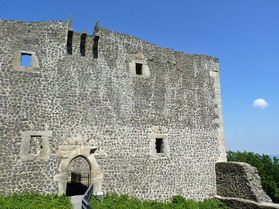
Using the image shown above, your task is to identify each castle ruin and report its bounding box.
[0,17,277,208]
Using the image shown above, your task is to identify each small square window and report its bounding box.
[149,134,168,157]
[21,54,32,67]
[155,138,164,153]
[135,63,143,75]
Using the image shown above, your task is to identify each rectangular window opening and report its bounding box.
[29,135,42,157]
[155,138,164,153]
[136,63,143,75]
[21,54,32,67]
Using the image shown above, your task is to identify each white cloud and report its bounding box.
[253,98,268,109]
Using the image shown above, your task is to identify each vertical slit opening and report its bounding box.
[93,36,99,58]
[136,63,143,75]
[80,32,87,56]
[67,30,73,55]
[155,138,164,153]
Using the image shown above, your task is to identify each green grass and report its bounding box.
[90,192,227,209]
[0,193,72,209]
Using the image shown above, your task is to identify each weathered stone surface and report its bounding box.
[215,196,279,209]
[216,162,272,203]
[0,19,225,200]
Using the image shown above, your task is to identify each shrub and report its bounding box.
[0,193,72,209]
[90,193,227,209]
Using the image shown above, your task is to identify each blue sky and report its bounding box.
[1,0,278,155]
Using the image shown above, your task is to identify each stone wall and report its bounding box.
[0,20,66,194]
[216,162,271,202]
[215,196,279,209]
[215,162,279,209]
[0,18,225,200]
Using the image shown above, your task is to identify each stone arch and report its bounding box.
[54,147,103,195]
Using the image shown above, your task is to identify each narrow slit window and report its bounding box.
[21,54,32,67]
[155,138,164,153]
[135,63,143,75]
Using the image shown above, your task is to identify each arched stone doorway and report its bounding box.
[66,156,91,196]
[54,147,103,196]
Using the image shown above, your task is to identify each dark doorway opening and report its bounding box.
[66,156,91,196]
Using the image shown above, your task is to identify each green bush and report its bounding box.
[227,150,279,203]
[90,192,227,209]
[0,193,72,209]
